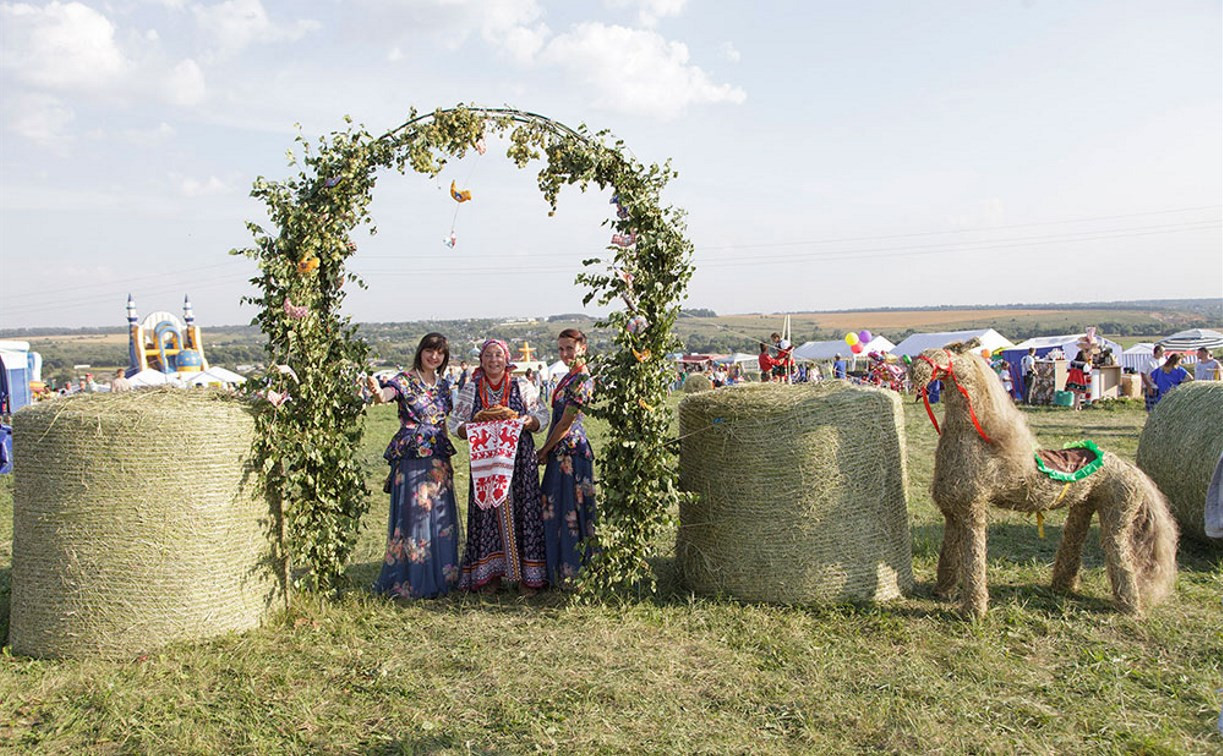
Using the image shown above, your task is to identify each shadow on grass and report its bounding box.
[339,516,1216,622]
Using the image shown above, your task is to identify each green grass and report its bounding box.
[2,397,1220,753]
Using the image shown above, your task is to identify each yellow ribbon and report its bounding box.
[1035,483,1072,540]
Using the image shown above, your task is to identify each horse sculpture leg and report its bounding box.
[934,512,962,599]
[1051,499,1095,595]
[1096,498,1142,615]
[958,505,991,618]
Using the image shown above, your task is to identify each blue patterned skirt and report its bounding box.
[541,449,597,587]
[374,456,460,599]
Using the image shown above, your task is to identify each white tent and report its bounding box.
[547,360,569,379]
[793,335,895,361]
[1157,328,1223,351]
[186,367,248,387]
[128,368,184,387]
[715,352,759,365]
[891,329,1014,357]
[1120,343,1156,372]
[1007,333,1123,363]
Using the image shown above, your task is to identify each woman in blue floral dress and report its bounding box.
[366,333,460,599]
[536,328,597,587]
[449,339,551,595]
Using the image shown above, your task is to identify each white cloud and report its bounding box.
[539,23,745,120]
[478,0,549,63]
[605,0,687,27]
[177,174,229,196]
[718,41,740,63]
[164,58,206,106]
[192,0,319,60]
[0,2,129,89]
[387,46,404,62]
[4,92,75,147]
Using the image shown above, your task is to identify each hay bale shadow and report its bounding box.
[0,565,10,645]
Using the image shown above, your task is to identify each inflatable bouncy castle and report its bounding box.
[126,294,209,376]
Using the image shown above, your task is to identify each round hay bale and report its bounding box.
[682,373,712,393]
[1136,381,1223,549]
[10,389,282,658]
[677,382,913,604]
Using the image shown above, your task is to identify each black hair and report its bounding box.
[557,328,587,345]
[413,332,450,373]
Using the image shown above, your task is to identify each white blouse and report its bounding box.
[447,376,550,436]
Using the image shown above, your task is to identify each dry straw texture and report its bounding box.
[677,382,913,604]
[10,388,282,658]
[1137,381,1223,548]
[682,372,712,393]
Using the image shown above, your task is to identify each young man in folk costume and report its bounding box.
[536,328,599,587]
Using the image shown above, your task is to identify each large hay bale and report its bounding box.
[1137,381,1223,549]
[682,372,712,393]
[677,382,913,604]
[10,389,281,658]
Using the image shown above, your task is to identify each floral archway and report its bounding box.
[235,106,694,596]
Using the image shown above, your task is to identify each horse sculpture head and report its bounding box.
[907,339,1030,449]
[906,339,986,392]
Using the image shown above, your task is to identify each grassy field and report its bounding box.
[1,395,1221,753]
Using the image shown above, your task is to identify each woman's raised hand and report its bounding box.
[364,375,383,403]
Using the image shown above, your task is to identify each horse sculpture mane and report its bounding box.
[934,341,1032,453]
[908,339,1178,618]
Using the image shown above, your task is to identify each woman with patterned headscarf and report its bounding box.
[448,338,551,595]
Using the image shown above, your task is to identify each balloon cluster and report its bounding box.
[843,329,872,355]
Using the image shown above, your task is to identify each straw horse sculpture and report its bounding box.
[908,342,1178,618]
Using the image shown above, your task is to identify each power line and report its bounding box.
[353,203,1222,260]
[695,203,1222,250]
[0,260,254,303]
[346,220,1221,275]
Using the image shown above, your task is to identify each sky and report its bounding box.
[0,0,1220,329]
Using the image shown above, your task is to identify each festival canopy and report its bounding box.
[128,368,185,388]
[1157,328,1223,351]
[793,336,896,361]
[715,352,759,365]
[186,367,248,387]
[1120,343,1157,372]
[891,329,1013,357]
[547,360,568,379]
[1006,333,1123,363]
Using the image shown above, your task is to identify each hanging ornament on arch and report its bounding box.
[450,180,472,203]
[610,232,637,248]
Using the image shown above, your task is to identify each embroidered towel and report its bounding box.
[467,416,526,510]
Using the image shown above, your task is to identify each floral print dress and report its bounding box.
[373,372,460,599]
[540,370,597,586]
